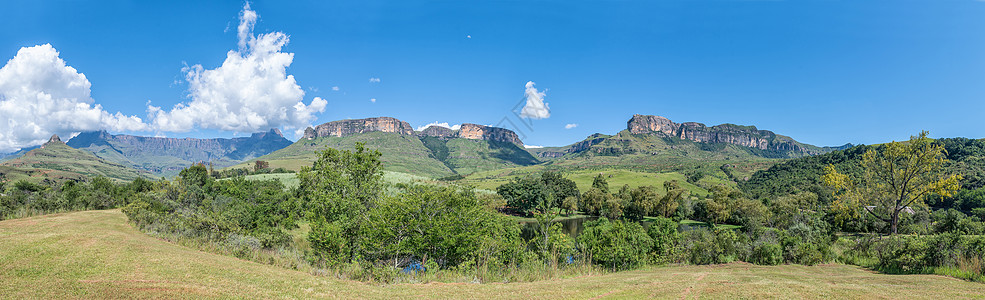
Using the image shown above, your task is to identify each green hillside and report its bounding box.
[459,130,787,193]
[423,136,540,174]
[0,136,153,183]
[233,132,541,178]
[3,209,983,299]
[233,132,456,178]
[741,137,985,202]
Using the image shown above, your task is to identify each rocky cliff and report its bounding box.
[302,117,414,139]
[627,114,821,155]
[418,123,524,147]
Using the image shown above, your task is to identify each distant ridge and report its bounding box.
[531,114,850,159]
[67,129,292,176]
[1,134,153,182]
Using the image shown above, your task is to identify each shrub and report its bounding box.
[750,243,783,265]
[646,217,681,263]
[578,218,653,270]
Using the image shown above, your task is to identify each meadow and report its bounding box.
[2,209,983,299]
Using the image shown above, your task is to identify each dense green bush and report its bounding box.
[123,165,297,252]
[1,177,149,220]
[646,216,681,262]
[578,218,653,270]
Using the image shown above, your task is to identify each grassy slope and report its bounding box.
[2,210,983,299]
[458,130,787,194]
[240,171,429,189]
[233,133,542,179]
[441,138,540,174]
[460,167,724,196]
[0,142,153,183]
[231,132,455,178]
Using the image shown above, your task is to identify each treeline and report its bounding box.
[743,138,985,215]
[0,176,153,220]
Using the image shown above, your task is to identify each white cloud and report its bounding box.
[565,123,578,129]
[415,122,461,131]
[147,3,326,135]
[370,98,376,103]
[331,86,340,91]
[520,81,550,119]
[524,145,544,149]
[0,44,148,152]
[369,77,381,83]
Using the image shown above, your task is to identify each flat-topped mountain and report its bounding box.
[302,117,525,147]
[627,114,839,156]
[419,123,524,147]
[67,129,292,176]
[302,117,414,139]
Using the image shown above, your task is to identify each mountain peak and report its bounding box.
[45,134,63,145]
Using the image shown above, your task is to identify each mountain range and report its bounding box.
[1,135,154,182]
[0,114,849,182]
[66,129,292,176]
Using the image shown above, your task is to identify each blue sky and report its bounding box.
[1,1,984,152]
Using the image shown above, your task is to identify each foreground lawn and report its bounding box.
[1,210,983,299]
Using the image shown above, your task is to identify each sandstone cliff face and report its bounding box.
[303,117,414,139]
[627,114,819,155]
[418,123,524,146]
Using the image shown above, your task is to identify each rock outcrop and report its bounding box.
[627,114,820,155]
[302,117,414,139]
[45,134,63,145]
[418,123,524,147]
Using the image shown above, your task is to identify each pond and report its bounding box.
[520,216,599,240]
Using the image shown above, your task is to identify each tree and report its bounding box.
[591,173,610,193]
[298,143,383,262]
[541,171,579,210]
[626,186,659,221]
[496,176,548,215]
[657,180,686,218]
[706,185,739,225]
[823,131,962,234]
[179,163,211,188]
[581,187,609,216]
[254,160,269,172]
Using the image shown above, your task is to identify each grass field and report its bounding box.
[239,171,430,189]
[458,167,727,196]
[2,210,983,299]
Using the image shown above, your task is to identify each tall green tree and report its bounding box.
[298,143,384,262]
[657,180,686,218]
[823,131,962,234]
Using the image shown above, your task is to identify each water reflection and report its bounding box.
[520,216,598,240]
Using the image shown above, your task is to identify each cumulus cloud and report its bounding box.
[520,81,550,119]
[331,86,340,91]
[369,77,381,83]
[370,98,376,103]
[0,44,148,152]
[415,122,462,131]
[565,123,578,129]
[147,3,327,134]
